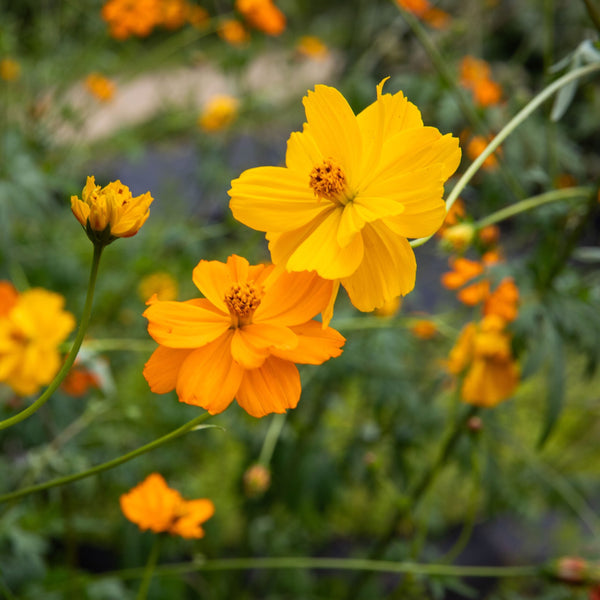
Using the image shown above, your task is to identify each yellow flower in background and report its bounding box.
[218,19,250,45]
[236,0,286,36]
[71,176,153,245]
[0,58,20,82]
[229,80,461,321]
[138,272,179,302]
[373,296,402,318]
[447,315,519,407]
[120,473,214,538]
[143,254,345,418]
[198,95,239,132]
[296,36,329,60]
[85,73,116,102]
[0,287,75,396]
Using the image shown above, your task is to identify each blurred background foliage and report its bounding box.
[1,0,600,598]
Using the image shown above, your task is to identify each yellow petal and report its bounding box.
[144,345,192,394]
[341,221,416,312]
[236,356,301,417]
[285,130,323,174]
[269,208,364,279]
[231,323,297,369]
[270,320,345,364]
[176,332,244,414]
[321,280,340,328]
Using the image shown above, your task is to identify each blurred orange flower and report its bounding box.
[102,0,162,39]
[484,277,519,322]
[0,58,20,81]
[437,198,466,238]
[441,257,489,305]
[198,95,239,132]
[62,367,99,397]
[160,0,188,29]
[143,255,345,418]
[460,56,502,107]
[236,0,286,35]
[0,287,75,396]
[478,224,500,247]
[447,315,518,407]
[395,0,450,28]
[297,36,329,60]
[466,135,500,171]
[411,319,437,339]
[138,272,179,302]
[85,73,115,102]
[120,473,214,538]
[218,19,250,45]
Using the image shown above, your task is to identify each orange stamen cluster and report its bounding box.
[225,282,263,322]
[309,158,347,202]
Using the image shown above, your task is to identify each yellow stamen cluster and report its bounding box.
[224,282,263,323]
[309,158,347,202]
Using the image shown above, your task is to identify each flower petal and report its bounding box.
[231,323,298,369]
[268,208,364,279]
[176,332,243,414]
[236,356,301,417]
[341,221,416,312]
[144,300,230,348]
[271,320,345,364]
[143,345,192,394]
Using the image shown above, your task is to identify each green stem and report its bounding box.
[136,536,161,600]
[257,413,286,466]
[0,412,212,504]
[475,187,594,229]
[410,62,600,248]
[0,243,104,431]
[582,0,600,32]
[81,338,157,353]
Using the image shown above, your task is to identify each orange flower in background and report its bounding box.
[236,0,286,35]
[229,80,461,319]
[143,255,345,418]
[186,4,209,28]
[437,197,466,237]
[160,0,188,29]
[0,58,20,81]
[441,257,489,305]
[198,95,239,132]
[85,73,115,102]
[218,19,250,45]
[0,287,75,396]
[297,36,329,60]
[71,176,153,245]
[484,277,519,322]
[120,473,214,538]
[460,56,502,107]
[395,0,450,29]
[138,272,179,302]
[62,366,99,397]
[374,296,402,318]
[466,135,500,171]
[478,224,500,247]
[447,315,519,407]
[101,0,162,39]
[411,319,437,339]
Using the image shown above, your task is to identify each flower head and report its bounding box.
[143,255,345,418]
[218,19,250,45]
[236,0,285,35]
[447,315,518,407]
[460,56,502,107]
[411,319,437,339]
[396,0,450,29]
[198,95,239,132]
[120,473,214,538]
[0,286,75,396]
[229,80,461,320]
[71,176,153,245]
[85,73,115,102]
[102,0,162,39]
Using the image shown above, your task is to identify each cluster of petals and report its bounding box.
[143,255,345,418]
[447,315,519,407]
[235,0,286,36]
[71,176,153,245]
[460,56,502,108]
[0,282,75,396]
[229,80,461,320]
[120,473,214,538]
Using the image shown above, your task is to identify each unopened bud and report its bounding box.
[243,463,271,498]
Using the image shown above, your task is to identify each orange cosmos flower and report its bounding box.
[460,56,502,107]
[236,0,285,35]
[411,319,437,339]
[143,255,345,418]
[466,135,500,171]
[229,80,461,320]
[120,473,214,538]
[101,0,162,39]
[478,224,500,247]
[218,18,250,45]
[71,176,153,245]
[396,0,450,29]
[85,73,115,102]
[62,366,100,397]
[447,315,519,407]
[484,277,519,322]
[441,257,489,305]
[159,0,188,29]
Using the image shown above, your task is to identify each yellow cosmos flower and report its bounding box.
[447,315,519,407]
[143,254,345,418]
[198,95,239,132]
[0,288,75,396]
[0,58,21,81]
[71,176,153,245]
[229,80,461,321]
[120,473,214,538]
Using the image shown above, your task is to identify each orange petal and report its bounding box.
[236,356,301,417]
[270,320,345,364]
[143,345,192,394]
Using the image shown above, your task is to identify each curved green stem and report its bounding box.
[136,536,161,600]
[0,243,104,431]
[410,62,600,249]
[257,413,286,466]
[475,186,594,229]
[0,412,212,504]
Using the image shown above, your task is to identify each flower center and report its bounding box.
[309,158,348,203]
[224,281,263,326]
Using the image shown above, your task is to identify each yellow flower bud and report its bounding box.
[440,223,475,252]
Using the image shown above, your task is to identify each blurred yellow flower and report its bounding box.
[236,0,286,36]
[0,58,20,81]
[440,222,475,252]
[296,36,329,60]
[447,315,518,407]
[138,272,178,302]
[120,473,214,538]
[229,80,461,321]
[85,73,116,102]
[373,296,402,318]
[0,287,75,396]
[218,19,250,45]
[71,176,153,245]
[198,95,239,132]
